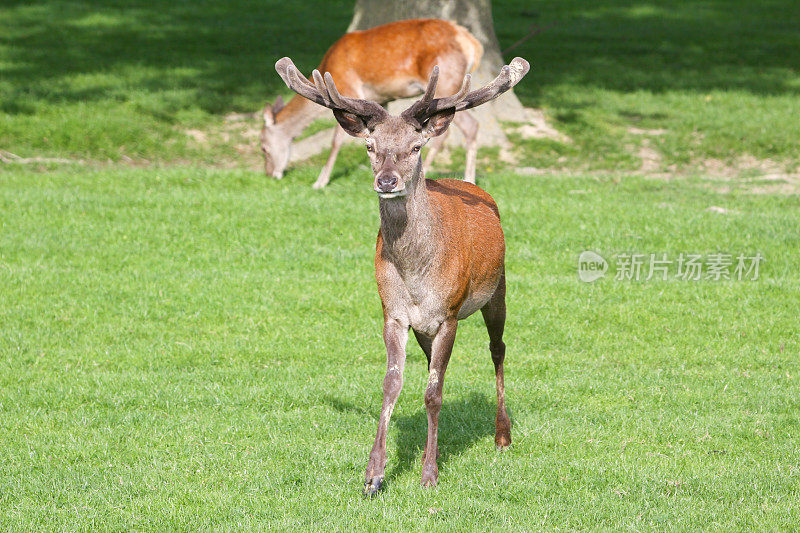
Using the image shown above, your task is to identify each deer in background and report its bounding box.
[262,19,484,188]
[275,54,530,496]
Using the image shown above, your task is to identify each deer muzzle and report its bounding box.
[374,171,405,197]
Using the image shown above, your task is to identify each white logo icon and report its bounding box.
[578,251,607,282]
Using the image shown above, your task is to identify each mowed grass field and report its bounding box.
[2,0,800,530]
[2,167,800,529]
[2,0,799,171]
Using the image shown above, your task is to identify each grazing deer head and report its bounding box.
[260,96,290,178]
[275,56,529,195]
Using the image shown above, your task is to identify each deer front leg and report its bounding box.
[313,125,345,189]
[421,318,457,488]
[363,319,408,497]
[453,111,479,184]
[422,126,450,174]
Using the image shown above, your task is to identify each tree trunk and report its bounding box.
[347,0,527,148]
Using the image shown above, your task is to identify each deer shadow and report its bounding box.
[323,391,502,483]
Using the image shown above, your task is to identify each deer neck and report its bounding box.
[378,160,440,270]
[274,94,327,139]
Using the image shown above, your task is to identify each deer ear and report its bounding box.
[332,109,369,138]
[263,105,275,126]
[272,95,285,114]
[421,108,455,138]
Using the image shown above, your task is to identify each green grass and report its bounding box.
[1,0,799,529]
[1,0,799,170]
[503,0,800,171]
[0,0,355,163]
[1,165,799,529]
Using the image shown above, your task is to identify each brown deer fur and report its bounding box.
[261,19,483,187]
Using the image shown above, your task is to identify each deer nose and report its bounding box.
[375,172,399,193]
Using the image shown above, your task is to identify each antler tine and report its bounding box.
[420,66,440,106]
[311,69,333,106]
[323,71,347,108]
[321,71,388,123]
[401,57,530,127]
[287,68,328,108]
[275,57,329,108]
[287,68,317,94]
[275,58,310,92]
[275,57,388,123]
[455,57,530,112]
[398,66,439,126]
[429,74,471,113]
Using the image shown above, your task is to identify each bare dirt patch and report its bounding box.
[622,143,799,195]
[509,108,571,143]
[699,155,800,195]
[184,129,209,145]
[638,142,663,173]
[183,115,264,169]
[0,150,84,165]
[628,127,667,136]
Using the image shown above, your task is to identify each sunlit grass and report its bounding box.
[1,0,798,169]
[1,165,798,529]
[1,0,798,529]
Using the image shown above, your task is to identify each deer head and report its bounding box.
[260,95,289,178]
[275,57,529,196]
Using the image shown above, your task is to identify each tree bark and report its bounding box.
[347,0,527,147]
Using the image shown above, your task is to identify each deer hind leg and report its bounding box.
[413,329,440,464]
[421,318,457,488]
[453,110,479,184]
[422,127,450,175]
[480,272,511,450]
[364,319,408,497]
[312,125,345,189]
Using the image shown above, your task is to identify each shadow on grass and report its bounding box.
[2,0,798,116]
[324,391,500,484]
[0,0,354,113]
[390,391,499,483]
[505,0,800,101]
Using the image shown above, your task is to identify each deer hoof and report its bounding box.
[363,476,384,498]
[420,469,438,488]
[495,431,511,451]
[420,477,438,489]
[312,179,328,189]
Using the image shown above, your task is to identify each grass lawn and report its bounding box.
[1,0,799,172]
[1,165,799,530]
[1,0,800,530]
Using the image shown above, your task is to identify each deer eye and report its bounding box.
[412,144,422,152]
[366,144,374,152]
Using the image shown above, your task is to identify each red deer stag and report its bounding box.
[262,19,483,188]
[275,54,529,496]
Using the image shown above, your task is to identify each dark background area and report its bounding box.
[2,0,798,114]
